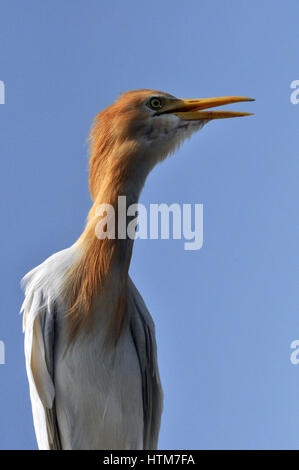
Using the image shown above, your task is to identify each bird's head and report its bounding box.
[89,89,254,200]
[67,90,254,343]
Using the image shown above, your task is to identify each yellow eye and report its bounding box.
[149,97,163,110]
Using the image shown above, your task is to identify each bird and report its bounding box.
[21,89,254,450]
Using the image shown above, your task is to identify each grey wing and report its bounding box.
[22,289,61,450]
[128,277,163,450]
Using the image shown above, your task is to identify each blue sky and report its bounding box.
[0,0,298,449]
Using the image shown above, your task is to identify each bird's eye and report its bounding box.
[148,97,163,110]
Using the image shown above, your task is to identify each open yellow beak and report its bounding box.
[159,96,255,120]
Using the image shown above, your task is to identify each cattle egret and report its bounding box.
[21,89,254,449]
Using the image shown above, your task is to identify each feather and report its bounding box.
[128,278,163,449]
[22,248,163,449]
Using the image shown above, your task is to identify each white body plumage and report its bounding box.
[22,245,162,449]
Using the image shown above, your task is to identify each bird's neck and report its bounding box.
[81,146,149,269]
[65,142,151,344]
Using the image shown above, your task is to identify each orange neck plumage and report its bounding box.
[64,110,141,345]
